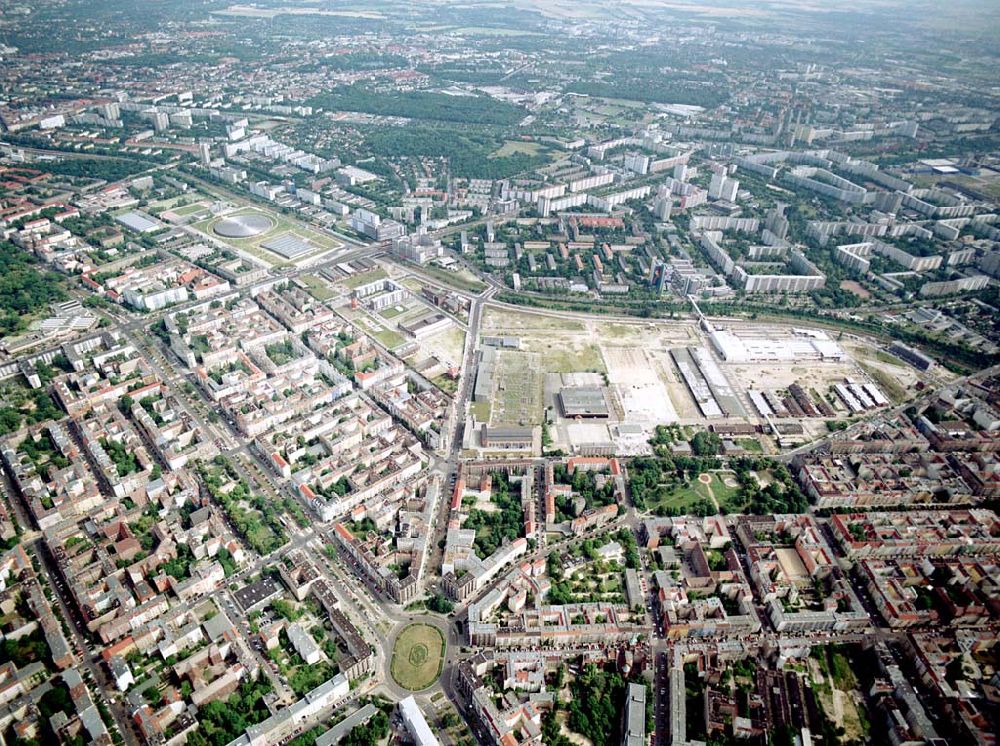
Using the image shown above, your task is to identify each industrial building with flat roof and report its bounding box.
[708,327,847,363]
[558,386,610,418]
[261,232,315,259]
[889,341,936,371]
[115,210,162,233]
[398,312,452,340]
[481,424,535,450]
[474,346,497,404]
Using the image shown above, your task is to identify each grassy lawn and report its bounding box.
[391,306,430,326]
[646,483,707,513]
[344,267,388,289]
[708,472,741,505]
[470,400,491,422]
[299,274,335,301]
[373,328,405,349]
[380,305,406,319]
[689,477,714,502]
[390,624,445,691]
[171,201,209,217]
[735,438,763,453]
[417,263,486,294]
[491,140,544,157]
[827,646,858,690]
[644,472,740,513]
[566,568,625,602]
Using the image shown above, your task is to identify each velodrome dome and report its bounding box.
[213,213,274,238]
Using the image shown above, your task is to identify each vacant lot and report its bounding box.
[421,326,466,368]
[391,623,445,691]
[373,328,406,350]
[482,306,699,439]
[482,306,584,333]
[529,339,605,374]
[810,646,869,744]
[604,346,677,424]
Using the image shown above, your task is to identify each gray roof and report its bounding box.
[203,609,235,641]
[484,425,533,440]
[79,704,110,741]
[624,682,646,746]
[316,703,378,746]
[115,211,161,233]
[108,655,131,678]
[189,506,211,525]
[559,386,609,417]
[232,577,282,612]
[287,622,321,661]
[261,232,314,259]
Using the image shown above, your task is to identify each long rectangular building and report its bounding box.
[399,696,439,746]
[670,348,722,418]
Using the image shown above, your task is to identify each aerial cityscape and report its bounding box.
[0,0,998,745]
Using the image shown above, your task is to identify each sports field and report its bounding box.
[390,623,445,691]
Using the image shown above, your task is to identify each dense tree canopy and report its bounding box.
[184,676,273,746]
[363,125,549,179]
[0,241,68,337]
[28,156,149,182]
[309,86,527,126]
[567,80,728,107]
[464,471,524,557]
[341,711,389,746]
[568,664,628,744]
[689,431,723,457]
